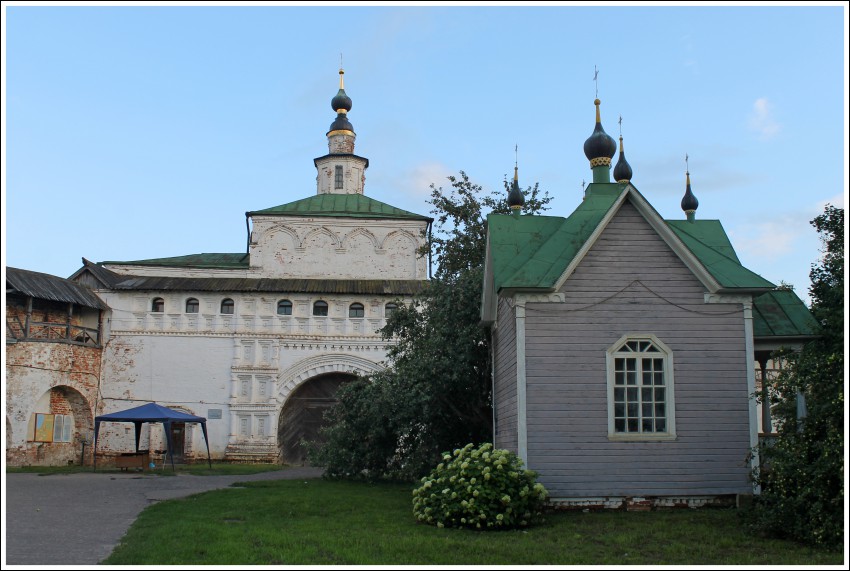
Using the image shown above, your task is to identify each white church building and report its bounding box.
[70,69,432,464]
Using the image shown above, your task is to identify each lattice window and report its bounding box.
[607,336,676,439]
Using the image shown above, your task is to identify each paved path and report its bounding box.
[4,466,324,566]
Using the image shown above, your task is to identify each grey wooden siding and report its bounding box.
[493,297,518,453]
[524,199,751,498]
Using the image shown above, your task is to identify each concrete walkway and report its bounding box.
[4,466,324,566]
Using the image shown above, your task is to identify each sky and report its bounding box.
[3,2,848,305]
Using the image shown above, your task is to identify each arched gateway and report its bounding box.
[277,372,357,465]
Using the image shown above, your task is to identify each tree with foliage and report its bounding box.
[310,171,552,480]
[751,205,844,549]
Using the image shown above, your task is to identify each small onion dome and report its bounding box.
[613,136,633,183]
[331,68,352,113]
[328,112,354,134]
[508,166,524,210]
[681,171,699,215]
[583,99,617,167]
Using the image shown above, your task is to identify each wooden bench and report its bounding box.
[115,451,150,471]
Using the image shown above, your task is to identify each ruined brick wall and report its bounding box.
[5,340,102,466]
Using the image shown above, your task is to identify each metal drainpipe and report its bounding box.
[245,213,251,254]
[490,326,496,446]
[93,308,114,468]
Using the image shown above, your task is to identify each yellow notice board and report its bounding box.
[34,413,55,442]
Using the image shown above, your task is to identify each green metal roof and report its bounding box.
[488,183,623,291]
[666,220,775,290]
[100,253,250,269]
[753,289,820,338]
[487,183,775,293]
[248,193,432,221]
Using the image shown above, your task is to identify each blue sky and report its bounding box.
[3,3,848,304]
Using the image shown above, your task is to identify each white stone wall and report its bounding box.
[95,289,402,459]
[249,216,428,280]
[315,153,365,195]
[101,291,406,336]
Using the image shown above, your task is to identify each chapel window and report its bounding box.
[607,336,676,440]
[151,298,165,313]
[186,298,199,313]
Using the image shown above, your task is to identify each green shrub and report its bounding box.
[412,443,548,530]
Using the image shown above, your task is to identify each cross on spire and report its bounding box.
[618,115,622,137]
[593,65,599,98]
[685,153,690,174]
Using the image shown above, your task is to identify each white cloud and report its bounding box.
[748,98,780,140]
[403,161,455,200]
[367,160,454,217]
[730,220,801,262]
[815,192,845,211]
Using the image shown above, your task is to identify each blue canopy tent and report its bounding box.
[93,403,212,471]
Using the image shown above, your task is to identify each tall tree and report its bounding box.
[751,205,844,549]
[310,171,551,480]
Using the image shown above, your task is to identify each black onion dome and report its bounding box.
[583,99,617,162]
[331,89,352,113]
[613,137,633,183]
[329,112,354,133]
[681,172,699,213]
[507,167,524,209]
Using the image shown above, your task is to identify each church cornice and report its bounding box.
[108,330,392,345]
[313,153,370,168]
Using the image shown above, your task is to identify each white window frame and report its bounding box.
[606,333,676,441]
[53,414,73,442]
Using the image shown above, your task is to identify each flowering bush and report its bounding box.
[411,443,548,530]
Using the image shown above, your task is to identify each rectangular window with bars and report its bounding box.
[335,165,343,189]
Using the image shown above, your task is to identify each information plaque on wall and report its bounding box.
[207,409,222,419]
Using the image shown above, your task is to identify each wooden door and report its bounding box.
[278,373,353,465]
[169,422,185,463]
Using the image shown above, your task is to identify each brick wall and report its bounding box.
[5,334,103,466]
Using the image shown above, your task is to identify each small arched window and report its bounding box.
[277,299,293,316]
[186,298,199,313]
[385,302,398,317]
[151,298,165,312]
[349,303,365,318]
[221,299,235,315]
[313,300,328,317]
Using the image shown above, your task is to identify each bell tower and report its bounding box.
[314,68,369,195]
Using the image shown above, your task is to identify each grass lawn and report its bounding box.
[103,479,843,565]
[5,462,284,477]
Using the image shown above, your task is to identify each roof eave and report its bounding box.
[716,286,776,295]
